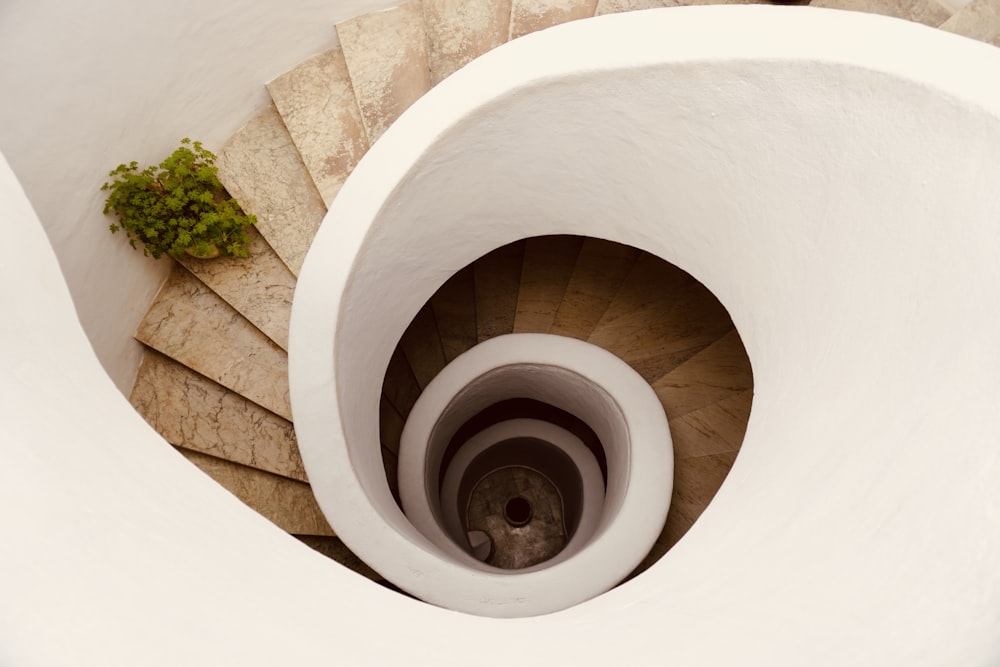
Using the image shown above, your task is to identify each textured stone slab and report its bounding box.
[595,0,667,14]
[131,351,305,482]
[399,302,447,389]
[380,395,406,455]
[177,227,295,350]
[179,449,333,536]
[475,241,524,343]
[268,47,370,206]
[136,266,292,420]
[668,389,753,460]
[809,0,952,27]
[423,0,513,84]
[550,238,638,341]
[338,2,432,143]
[509,0,598,39]
[586,252,692,357]
[382,346,423,419]
[431,266,478,362]
[295,536,384,581]
[216,104,327,276]
[652,328,753,420]
[513,235,582,334]
[939,0,1000,44]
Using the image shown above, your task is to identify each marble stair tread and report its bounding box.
[513,235,583,334]
[382,346,424,420]
[430,265,479,362]
[619,276,736,383]
[668,389,753,460]
[131,351,305,482]
[586,252,694,358]
[382,445,402,505]
[423,0,513,85]
[267,47,370,207]
[939,0,1000,45]
[177,227,295,350]
[380,395,406,455]
[549,238,639,341]
[652,328,753,420]
[594,0,668,14]
[399,302,447,389]
[178,448,334,537]
[215,104,327,276]
[475,241,525,343]
[295,536,384,582]
[809,0,953,26]
[509,0,599,39]
[338,2,432,143]
[135,266,292,420]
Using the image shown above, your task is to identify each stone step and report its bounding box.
[178,448,333,536]
[550,238,639,340]
[177,227,295,351]
[939,0,1000,44]
[295,536,385,582]
[267,47,370,207]
[135,266,291,420]
[131,351,306,482]
[513,235,583,334]
[423,0,513,85]
[594,0,668,15]
[338,2,432,143]
[474,241,525,343]
[382,345,423,421]
[399,302,448,389]
[430,265,478,362]
[509,0,598,39]
[215,104,327,276]
[809,0,953,27]
[668,388,754,460]
[652,329,753,420]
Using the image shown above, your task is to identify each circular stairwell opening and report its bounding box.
[376,235,754,598]
[504,496,532,527]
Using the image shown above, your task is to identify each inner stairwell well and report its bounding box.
[126,0,1000,590]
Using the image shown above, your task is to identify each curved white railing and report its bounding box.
[2,6,1000,665]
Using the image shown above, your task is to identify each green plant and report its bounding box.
[102,138,256,259]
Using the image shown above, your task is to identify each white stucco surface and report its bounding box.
[2,6,1000,666]
[0,0,401,391]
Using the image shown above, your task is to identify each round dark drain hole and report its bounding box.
[504,496,533,527]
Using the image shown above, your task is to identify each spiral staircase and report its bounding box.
[126,0,998,594]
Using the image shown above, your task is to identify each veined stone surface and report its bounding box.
[509,0,599,39]
[423,0,513,84]
[382,346,423,419]
[177,227,295,350]
[135,266,291,420]
[430,266,478,362]
[939,0,1000,44]
[178,449,333,536]
[595,0,667,14]
[513,236,582,334]
[809,0,953,26]
[268,47,370,207]
[338,2,432,143]
[653,329,753,419]
[399,303,446,389]
[668,389,754,459]
[131,351,305,482]
[215,104,327,276]
[474,242,524,343]
[549,239,638,340]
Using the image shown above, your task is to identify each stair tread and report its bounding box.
[178,448,333,536]
[475,241,525,343]
[513,236,583,334]
[380,396,406,455]
[295,536,384,581]
[268,47,370,207]
[939,0,1000,44]
[431,265,479,362]
[550,238,638,340]
[131,351,306,482]
[382,346,423,419]
[509,0,598,39]
[338,2,432,143]
[136,266,292,420]
[594,0,668,15]
[400,302,447,388]
[215,104,327,276]
[177,227,294,350]
[809,0,953,26]
[423,0,513,85]
[652,329,753,420]
[668,389,753,460]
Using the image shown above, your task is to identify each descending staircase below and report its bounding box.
[127,0,1000,591]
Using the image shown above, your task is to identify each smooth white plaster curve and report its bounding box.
[437,418,605,568]
[1,6,999,666]
[396,334,667,610]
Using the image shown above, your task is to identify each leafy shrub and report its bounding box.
[102,138,256,259]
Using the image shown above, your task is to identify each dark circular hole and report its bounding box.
[504,496,533,527]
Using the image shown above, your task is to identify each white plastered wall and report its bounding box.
[0,0,401,391]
